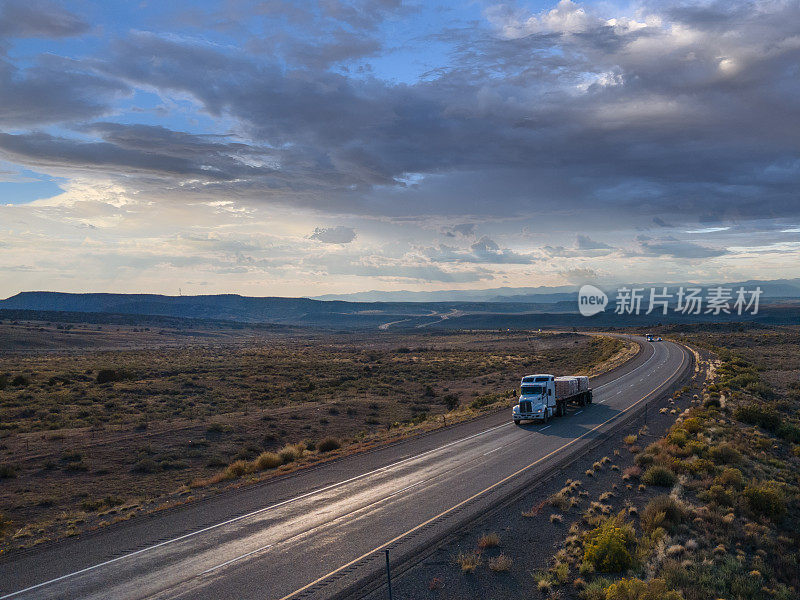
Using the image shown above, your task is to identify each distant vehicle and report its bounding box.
[656,336,662,341]
[513,374,592,424]
[645,333,653,341]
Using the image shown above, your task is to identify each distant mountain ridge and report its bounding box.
[311,278,800,303]
[2,282,799,329]
[0,291,571,327]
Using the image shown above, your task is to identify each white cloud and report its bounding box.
[309,226,357,244]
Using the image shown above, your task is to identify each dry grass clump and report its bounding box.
[522,500,546,518]
[223,460,251,479]
[550,481,582,512]
[278,443,305,463]
[477,532,500,549]
[254,452,282,470]
[317,437,341,452]
[455,551,482,573]
[488,554,513,572]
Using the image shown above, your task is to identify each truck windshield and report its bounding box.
[521,385,544,395]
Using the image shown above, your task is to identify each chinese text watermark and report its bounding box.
[578,286,762,317]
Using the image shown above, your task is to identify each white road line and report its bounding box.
[278,343,690,600]
[0,340,677,600]
[540,425,551,430]
[574,410,583,415]
[483,447,502,456]
[200,544,274,575]
[0,421,512,599]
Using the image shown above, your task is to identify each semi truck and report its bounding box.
[512,374,592,424]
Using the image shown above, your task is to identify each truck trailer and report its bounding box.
[512,374,592,424]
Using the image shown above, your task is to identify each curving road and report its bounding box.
[0,336,690,600]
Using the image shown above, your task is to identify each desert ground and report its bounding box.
[0,317,630,553]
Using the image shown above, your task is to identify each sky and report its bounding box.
[1,0,799,298]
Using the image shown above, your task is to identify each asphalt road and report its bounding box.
[0,336,690,600]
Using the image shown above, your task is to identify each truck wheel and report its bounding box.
[588,392,593,404]
[542,410,549,424]
[579,393,586,407]
[557,402,565,417]
[514,419,521,426]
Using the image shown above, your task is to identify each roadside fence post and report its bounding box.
[385,549,393,600]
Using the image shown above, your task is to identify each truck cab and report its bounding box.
[513,374,555,424]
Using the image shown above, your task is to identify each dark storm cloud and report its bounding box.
[0,126,279,180]
[0,0,89,39]
[0,55,129,127]
[3,0,800,229]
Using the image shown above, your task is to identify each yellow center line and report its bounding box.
[277,343,688,600]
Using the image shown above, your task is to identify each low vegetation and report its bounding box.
[528,324,800,600]
[0,320,631,552]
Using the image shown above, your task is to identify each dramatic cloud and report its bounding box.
[0,0,89,39]
[1,0,800,296]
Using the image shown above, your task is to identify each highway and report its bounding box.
[0,337,690,600]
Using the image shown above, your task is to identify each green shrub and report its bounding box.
[11,374,30,386]
[668,429,688,448]
[470,393,499,409]
[700,484,733,506]
[206,422,232,434]
[685,440,706,456]
[583,517,636,573]
[777,422,800,443]
[734,404,781,432]
[709,443,742,464]
[95,369,132,384]
[579,577,614,600]
[685,458,715,475]
[744,483,785,519]
[318,437,341,452]
[641,494,685,535]
[682,417,702,434]
[131,458,159,473]
[641,465,676,487]
[442,394,460,410]
[717,467,744,488]
[0,511,11,535]
[604,577,682,600]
